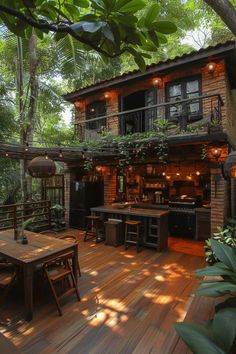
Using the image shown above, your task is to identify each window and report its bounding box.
[166,76,202,121]
[86,100,106,131]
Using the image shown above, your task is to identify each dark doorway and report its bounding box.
[120,90,146,134]
[120,88,157,134]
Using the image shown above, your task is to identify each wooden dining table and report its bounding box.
[0,229,78,321]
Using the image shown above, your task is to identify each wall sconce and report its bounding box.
[153,77,162,88]
[207,61,216,74]
[96,165,102,173]
[104,92,110,100]
[222,151,236,179]
[74,101,80,109]
[211,147,222,161]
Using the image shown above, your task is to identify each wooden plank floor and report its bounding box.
[0,230,206,354]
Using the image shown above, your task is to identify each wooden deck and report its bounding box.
[0,230,208,354]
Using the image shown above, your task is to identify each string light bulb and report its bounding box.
[196,171,200,176]
[59,149,63,158]
[5,151,9,157]
[45,151,48,160]
[25,142,29,152]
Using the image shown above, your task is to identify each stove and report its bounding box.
[168,197,197,238]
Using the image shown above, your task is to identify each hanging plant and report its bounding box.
[83,155,94,172]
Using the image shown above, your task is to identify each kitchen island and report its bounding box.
[91,205,169,251]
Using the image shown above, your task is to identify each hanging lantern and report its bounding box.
[27,156,56,178]
[223,151,236,179]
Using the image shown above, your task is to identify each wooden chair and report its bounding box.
[44,252,80,316]
[0,262,17,306]
[59,235,81,277]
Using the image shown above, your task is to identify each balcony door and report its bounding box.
[145,88,157,131]
[120,89,159,135]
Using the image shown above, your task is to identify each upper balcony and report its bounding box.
[75,93,224,142]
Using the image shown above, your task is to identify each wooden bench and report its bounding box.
[0,332,21,353]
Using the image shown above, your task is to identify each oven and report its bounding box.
[169,198,196,238]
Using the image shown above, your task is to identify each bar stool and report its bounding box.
[84,215,104,243]
[124,220,142,252]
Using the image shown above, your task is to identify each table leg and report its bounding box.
[23,265,34,321]
[72,244,78,284]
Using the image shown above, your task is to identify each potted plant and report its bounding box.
[50,204,66,231]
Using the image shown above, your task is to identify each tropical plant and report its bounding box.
[204,225,236,265]
[175,308,236,354]
[0,0,177,70]
[51,204,66,230]
[175,240,236,354]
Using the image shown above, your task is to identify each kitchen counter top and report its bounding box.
[131,203,169,210]
[91,205,169,218]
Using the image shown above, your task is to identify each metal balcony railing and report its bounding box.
[75,94,224,140]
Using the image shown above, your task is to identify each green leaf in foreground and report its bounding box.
[175,322,227,354]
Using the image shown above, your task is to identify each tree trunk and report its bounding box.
[203,0,236,36]
[25,31,39,199]
[16,37,27,202]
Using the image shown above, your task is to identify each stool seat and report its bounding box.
[125,219,142,253]
[125,220,141,226]
[84,215,105,243]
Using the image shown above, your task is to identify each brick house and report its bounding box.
[63,40,236,239]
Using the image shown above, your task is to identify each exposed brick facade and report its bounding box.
[210,167,227,234]
[103,168,117,205]
[69,56,236,235]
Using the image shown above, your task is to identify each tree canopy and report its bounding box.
[0,0,178,70]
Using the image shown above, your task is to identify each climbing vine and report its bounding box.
[79,118,176,172]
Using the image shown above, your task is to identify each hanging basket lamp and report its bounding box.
[27,156,56,178]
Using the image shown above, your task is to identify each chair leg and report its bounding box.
[45,271,63,316]
[67,261,80,301]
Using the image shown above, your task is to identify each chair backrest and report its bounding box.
[44,251,74,270]
[60,235,77,243]
[39,230,58,237]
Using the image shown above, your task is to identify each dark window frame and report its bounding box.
[165,75,202,122]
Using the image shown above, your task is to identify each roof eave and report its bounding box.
[63,41,236,102]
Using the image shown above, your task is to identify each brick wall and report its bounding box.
[103,168,117,205]
[210,167,227,233]
[224,70,236,144]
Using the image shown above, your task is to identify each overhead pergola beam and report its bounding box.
[0,131,228,163]
[0,143,116,162]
